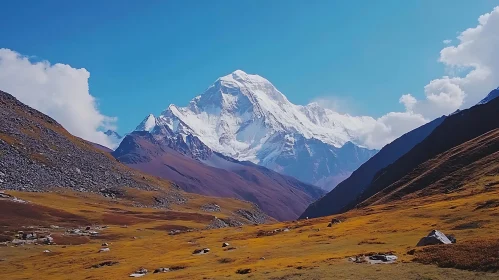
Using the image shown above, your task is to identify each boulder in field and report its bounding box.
[130,268,148,277]
[236,268,251,274]
[367,254,398,264]
[416,230,452,246]
[331,218,342,224]
[193,248,210,255]
[222,242,230,247]
[153,268,169,273]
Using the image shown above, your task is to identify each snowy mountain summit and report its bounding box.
[135,70,377,190]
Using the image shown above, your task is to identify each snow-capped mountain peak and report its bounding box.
[135,113,157,132]
[132,70,378,189]
[136,70,377,159]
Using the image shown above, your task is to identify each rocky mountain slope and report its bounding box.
[300,89,499,218]
[360,127,499,207]
[301,116,446,219]
[134,70,377,189]
[113,129,325,221]
[0,91,147,193]
[302,87,499,219]
[0,89,270,225]
[350,92,499,208]
[477,87,499,105]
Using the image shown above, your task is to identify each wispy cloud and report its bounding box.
[308,95,358,115]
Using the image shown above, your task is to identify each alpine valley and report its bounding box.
[3,3,499,279]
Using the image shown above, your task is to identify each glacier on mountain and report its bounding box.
[135,70,378,190]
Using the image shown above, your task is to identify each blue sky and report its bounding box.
[1,0,498,136]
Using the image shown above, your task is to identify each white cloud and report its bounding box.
[310,95,357,114]
[399,94,417,112]
[0,48,119,148]
[406,6,499,115]
[443,39,452,44]
[359,112,427,150]
[356,6,499,149]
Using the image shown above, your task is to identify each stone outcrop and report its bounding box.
[416,230,452,246]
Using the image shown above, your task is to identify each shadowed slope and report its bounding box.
[360,127,499,207]
[113,131,324,221]
[300,116,445,219]
[354,95,499,208]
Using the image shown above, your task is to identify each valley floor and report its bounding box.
[1,176,499,279]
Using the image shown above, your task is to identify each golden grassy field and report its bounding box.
[1,175,499,280]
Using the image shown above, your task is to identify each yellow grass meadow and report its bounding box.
[1,175,499,279]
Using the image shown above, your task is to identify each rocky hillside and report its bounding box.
[0,90,148,192]
[302,88,499,219]
[352,95,499,208]
[113,130,324,221]
[360,127,499,207]
[301,116,446,219]
[0,90,270,225]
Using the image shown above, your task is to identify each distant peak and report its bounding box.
[477,86,499,105]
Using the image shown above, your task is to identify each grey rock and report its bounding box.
[368,254,398,263]
[193,248,210,255]
[235,208,268,224]
[446,234,457,244]
[331,218,342,224]
[153,268,169,273]
[416,230,452,246]
[201,203,221,212]
[11,239,26,246]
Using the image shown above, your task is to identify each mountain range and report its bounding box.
[132,70,377,190]
[1,82,499,280]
